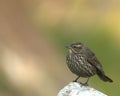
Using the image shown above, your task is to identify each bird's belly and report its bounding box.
[67,57,96,77]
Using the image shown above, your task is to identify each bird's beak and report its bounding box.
[66,45,71,49]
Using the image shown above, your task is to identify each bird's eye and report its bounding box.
[73,45,82,49]
[73,46,77,48]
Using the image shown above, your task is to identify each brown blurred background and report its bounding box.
[0,0,120,96]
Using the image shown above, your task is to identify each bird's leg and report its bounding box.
[73,76,80,82]
[81,78,89,86]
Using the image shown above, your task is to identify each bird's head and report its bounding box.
[66,42,84,53]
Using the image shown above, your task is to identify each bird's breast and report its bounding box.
[66,53,96,77]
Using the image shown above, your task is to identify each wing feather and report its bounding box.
[85,47,105,74]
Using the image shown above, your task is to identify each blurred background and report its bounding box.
[0,0,120,96]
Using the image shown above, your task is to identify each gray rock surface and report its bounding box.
[57,82,107,96]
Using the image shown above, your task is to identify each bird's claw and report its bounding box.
[80,82,89,86]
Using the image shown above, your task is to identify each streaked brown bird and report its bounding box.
[66,42,113,85]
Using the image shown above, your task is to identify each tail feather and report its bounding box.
[97,71,113,82]
[98,74,113,82]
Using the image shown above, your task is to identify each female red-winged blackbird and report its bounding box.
[66,42,113,84]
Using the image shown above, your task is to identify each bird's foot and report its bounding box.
[73,80,77,82]
[79,82,89,86]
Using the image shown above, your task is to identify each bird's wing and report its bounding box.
[85,47,105,74]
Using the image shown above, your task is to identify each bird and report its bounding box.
[66,42,113,85]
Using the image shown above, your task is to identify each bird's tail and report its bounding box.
[97,71,113,82]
